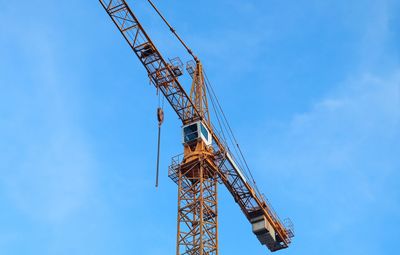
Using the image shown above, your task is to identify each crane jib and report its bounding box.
[99,0,200,124]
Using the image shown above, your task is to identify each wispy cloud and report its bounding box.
[256,68,400,254]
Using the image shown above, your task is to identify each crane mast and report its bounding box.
[99,0,294,254]
[177,60,218,254]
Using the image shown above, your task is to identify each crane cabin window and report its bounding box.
[183,121,212,145]
[183,123,198,143]
[200,122,209,141]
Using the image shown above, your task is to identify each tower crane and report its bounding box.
[99,1,294,254]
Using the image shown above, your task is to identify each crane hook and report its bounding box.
[157,107,164,125]
[155,107,164,188]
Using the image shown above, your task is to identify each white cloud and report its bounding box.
[263,69,400,184]
[290,71,400,139]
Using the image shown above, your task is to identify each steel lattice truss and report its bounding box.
[99,0,199,123]
[176,160,218,255]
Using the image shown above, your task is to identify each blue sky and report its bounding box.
[0,0,399,254]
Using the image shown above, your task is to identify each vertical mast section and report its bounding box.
[175,61,218,255]
[188,62,211,128]
[175,158,218,255]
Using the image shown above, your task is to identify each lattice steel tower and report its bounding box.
[174,61,218,255]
